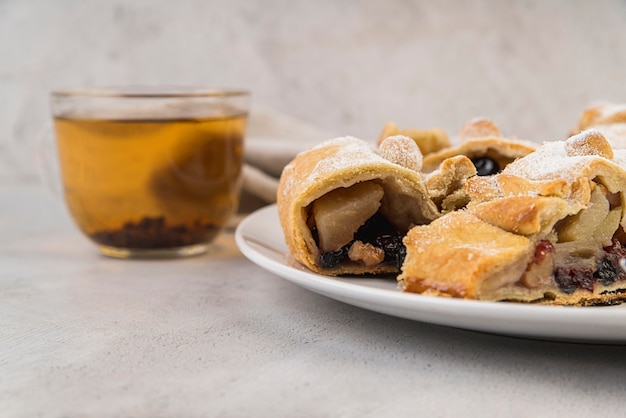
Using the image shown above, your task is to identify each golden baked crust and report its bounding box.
[377,122,451,156]
[587,124,626,149]
[277,136,440,276]
[503,130,626,206]
[459,117,501,139]
[400,129,626,305]
[570,102,626,148]
[400,211,535,300]
[422,118,537,173]
[571,102,626,132]
[467,196,574,236]
[424,155,475,213]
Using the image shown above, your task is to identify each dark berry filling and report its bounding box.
[471,157,500,176]
[318,247,348,269]
[317,212,406,270]
[551,239,626,294]
[604,239,626,275]
[374,233,406,270]
[594,258,617,286]
[555,266,594,293]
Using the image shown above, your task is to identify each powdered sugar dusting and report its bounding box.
[378,135,423,171]
[591,123,626,149]
[504,140,606,183]
[279,136,394,200]
[306,137,386,183]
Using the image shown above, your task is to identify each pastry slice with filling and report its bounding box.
[277,135,440,276]
[399,129,626,305]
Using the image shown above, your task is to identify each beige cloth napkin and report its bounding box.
[240,106,334,212]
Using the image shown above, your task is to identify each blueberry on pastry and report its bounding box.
[277,136,439,276]
[421,117,537,174]
[399,129,626,305]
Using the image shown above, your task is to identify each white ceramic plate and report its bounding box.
[235,205,626,344]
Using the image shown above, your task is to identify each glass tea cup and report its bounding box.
[49,86,249,258]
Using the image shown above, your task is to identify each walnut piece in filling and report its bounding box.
[348,241,385,267]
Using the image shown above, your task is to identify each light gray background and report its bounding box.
[2,0,626,183]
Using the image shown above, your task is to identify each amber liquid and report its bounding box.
[54,114,246,251]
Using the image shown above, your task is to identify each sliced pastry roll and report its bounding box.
[277,136,439,276]
[399,129,626,305]
[422,117,537,174]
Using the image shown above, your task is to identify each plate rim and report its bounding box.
[235,204,626,344]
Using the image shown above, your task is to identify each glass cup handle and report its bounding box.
[36,123,62,198]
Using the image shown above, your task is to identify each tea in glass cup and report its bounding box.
[50,87,249,258]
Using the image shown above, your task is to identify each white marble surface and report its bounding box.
[2,186,626,417]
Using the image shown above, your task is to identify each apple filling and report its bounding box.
[308,181,408,270]
[521,182,626,297]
